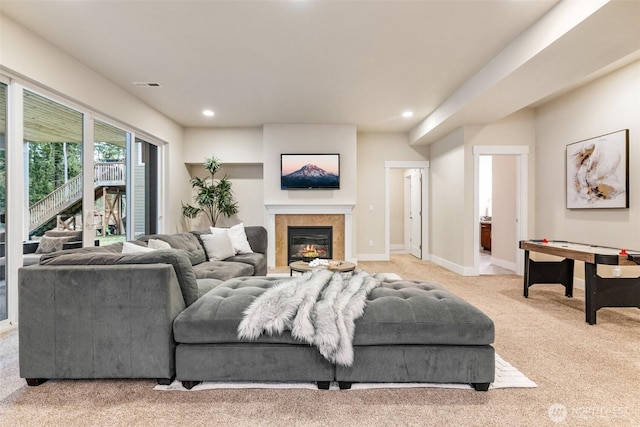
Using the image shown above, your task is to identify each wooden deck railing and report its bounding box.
[28,162,125,232]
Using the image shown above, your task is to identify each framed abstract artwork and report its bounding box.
[566,129,629,209]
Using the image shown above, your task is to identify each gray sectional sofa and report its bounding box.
[18,226,267,385]
[19,225,496,391]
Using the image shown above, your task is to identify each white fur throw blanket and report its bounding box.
[237,269,381,367]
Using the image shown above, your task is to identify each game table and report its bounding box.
[519,240,640,324]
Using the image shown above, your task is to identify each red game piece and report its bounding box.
[619,249,627,255]
[542,238,548,244]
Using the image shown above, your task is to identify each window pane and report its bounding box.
[133,138,158,237]
[24,91,83,239]
[94,120,126,244]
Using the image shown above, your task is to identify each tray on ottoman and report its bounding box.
[173,276,495,391]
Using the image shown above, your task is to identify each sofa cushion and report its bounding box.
[44,229,83,241]
[137,233,206,265]
[35,235,73,254]
[212,223,253,255]
[201,232,235,261]
[191,226,267,256]
[40,242,125,259]
[122,241,156,253]
[196,278,223,297]
[193,261,254,281]
[148,239,172,250]
[23,253,43,266]
[174,276,299,345]
[226,253,266,277]
[39,248,200,307]
[353,280,495,346]
[174,277,495,347]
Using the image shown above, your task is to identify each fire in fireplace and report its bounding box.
[287,226,333,263]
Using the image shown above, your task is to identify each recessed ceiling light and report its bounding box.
[402,111,414,118]
[202,110,215,117]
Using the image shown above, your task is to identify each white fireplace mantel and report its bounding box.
[265,204,355,268]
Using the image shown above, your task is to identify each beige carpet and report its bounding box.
[1,254,639,426]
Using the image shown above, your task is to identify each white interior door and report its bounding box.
[409,169,422,259]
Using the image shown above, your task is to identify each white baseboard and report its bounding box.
[490,256,516,272]
[429,254,475,276]
[390,244,406,252]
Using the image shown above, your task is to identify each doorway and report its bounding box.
[384,161,429,261]
[473,146,529,276]
[478,155,517,275]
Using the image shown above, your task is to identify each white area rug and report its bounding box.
[267,272,403,281]
[154,354,536,391]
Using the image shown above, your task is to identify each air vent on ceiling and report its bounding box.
[132,82,162,88]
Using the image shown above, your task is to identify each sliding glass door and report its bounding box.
[0,83,163,329]
[94,120,127,244]
[24,90,83,240]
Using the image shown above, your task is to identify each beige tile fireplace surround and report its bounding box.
[265,204,354,268]
[275,214,345,267]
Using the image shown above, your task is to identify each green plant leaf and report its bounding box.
[182,155,239,227]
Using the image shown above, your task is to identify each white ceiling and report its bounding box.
[1,0,639,143]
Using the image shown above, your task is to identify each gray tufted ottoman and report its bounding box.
[173,276,495,391]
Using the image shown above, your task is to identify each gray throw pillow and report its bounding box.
[35,236,72,254]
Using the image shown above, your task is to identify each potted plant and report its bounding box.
[182,156,239,227]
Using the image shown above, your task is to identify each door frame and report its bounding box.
[472,145,529,276]
[384,161,429,261]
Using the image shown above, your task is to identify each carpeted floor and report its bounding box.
[1,254,639,426]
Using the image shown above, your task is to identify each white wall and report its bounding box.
[535,60,640,249]
[183,127,263,164]
[389,169,404,247]
[428,110,535,274]
[184,163,265,229]
[263,124,357,206]
[182,127,265,228]
[429,128,466,268]
[465,109,536,268]
[356,132,428,257]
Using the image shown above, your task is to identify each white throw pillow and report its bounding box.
[225,223,254,255]
[122,241,156,254]
[201,231,236,260]
[148,238,172,250]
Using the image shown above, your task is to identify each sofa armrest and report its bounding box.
[245,226,267,255]
[18,264,186,382]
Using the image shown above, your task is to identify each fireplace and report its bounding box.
[267,205,352,268]
[287,226,333,264]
